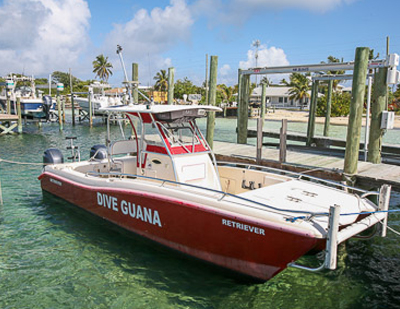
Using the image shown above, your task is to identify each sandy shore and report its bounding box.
[263,109,400,128]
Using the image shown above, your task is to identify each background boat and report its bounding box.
[0,75,56,120]
[74,82,123,116]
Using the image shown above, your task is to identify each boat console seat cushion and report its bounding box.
[110,140,137,155]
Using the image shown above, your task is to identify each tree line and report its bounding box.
[2,53,399,115]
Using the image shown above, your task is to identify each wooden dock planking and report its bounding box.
[213,141,400,192]
[0,114,20,135]
[0,114,19,121]
[247,128,400,155]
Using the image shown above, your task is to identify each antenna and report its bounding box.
[252,39,261,86]
[116,45,133,105]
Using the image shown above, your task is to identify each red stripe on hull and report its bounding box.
[39,172,320,281]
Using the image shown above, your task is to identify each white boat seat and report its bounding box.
[110,140,137,155]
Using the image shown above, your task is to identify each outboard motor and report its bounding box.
[43,148,64,167]
[90,144,107,161]
[42,95,53,121]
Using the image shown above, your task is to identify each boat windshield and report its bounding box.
[16,85,33,97]
[125,112,207,155]
[160,122,201,147]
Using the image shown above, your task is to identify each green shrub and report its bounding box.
[316,92,351,117]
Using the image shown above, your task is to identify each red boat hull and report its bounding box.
[39,172,321,281]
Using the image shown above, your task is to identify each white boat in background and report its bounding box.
[75,82,123,116]
[0,75,55,119]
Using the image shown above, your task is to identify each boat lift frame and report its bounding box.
[288,184,391,272]
[237,54,400,144]
[240,56,396,76]
[310,73,374,161]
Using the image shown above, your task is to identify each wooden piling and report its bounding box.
[237,70,250,144]
[168,67,175,105]
[279,119,287,163]
[323,79,333,136]
[57,94,63,131]
[71,95,76,126]
[88,93,93,128]
[256,118,263,165]
[260,83,267,125]
[132,63,139,104]
[205,54,209,105]
[6,94,10,114]
[70,69,75,126]
[62,98,66,123]
[367,67,388,163]
[344,47,370,175]
[16,97,22,133]
[206,56,218,149]
[306,80,319,146]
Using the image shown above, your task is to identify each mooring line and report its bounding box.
[0,157,43,166]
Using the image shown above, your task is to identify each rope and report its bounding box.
[287,209,400,222]
[0,157,43,166]
[386,225,400,236]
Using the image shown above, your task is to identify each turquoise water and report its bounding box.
[1,118,400,308]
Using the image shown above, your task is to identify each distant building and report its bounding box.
[250,86,323,109]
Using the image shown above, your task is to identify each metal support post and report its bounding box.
[325,204,341,270]
[379,184,391,237]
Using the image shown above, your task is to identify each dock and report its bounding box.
[213,140,400,192]
[0,113,20,135]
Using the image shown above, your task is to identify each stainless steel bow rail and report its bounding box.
[288,185,391,272]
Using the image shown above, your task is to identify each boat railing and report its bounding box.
[85,170,390,274]
[216,161,370,196]
[86,170,332,218]
[85,170,380,220]
[289,184,390,273]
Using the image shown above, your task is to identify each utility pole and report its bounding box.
[252,40,260,86]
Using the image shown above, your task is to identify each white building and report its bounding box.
[250,86,322,109]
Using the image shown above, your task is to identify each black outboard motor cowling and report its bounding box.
[42,95,52,121]
[43,148,64,167]
[90,144,107,161]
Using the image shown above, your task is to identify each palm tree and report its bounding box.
[217,84,235,104]
[322,56,345,91]
[153,70,168,92]
[92,54,113,82]
[260,76,271,87]
[282,73,311,107]
[153,70,168,102]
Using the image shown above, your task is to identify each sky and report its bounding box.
[0,0,399,88]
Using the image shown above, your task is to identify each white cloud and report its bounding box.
[220,64,231,76]
[0,0,90,76]
[239,44,289,69]
[238,44,290,84]
[103,0,193,85]
[218,64,235,85]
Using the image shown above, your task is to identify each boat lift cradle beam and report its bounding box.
[288,184,391,273]
[240,54,399,76]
